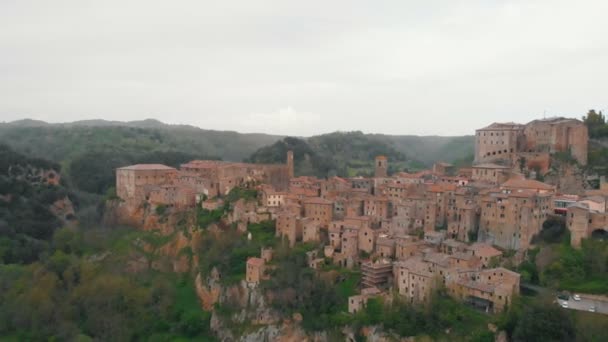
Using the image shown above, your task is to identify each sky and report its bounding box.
[1,0,607,136]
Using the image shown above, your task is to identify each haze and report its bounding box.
[1,0,607,136]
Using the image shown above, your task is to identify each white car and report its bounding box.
[560,302,569,308]
[572,294,581,301]
[589,306,596,313]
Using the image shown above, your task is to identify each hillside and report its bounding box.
[247,133,411,178]
[248,132,474,178]
[0,119,282,162]
[0,119,474,192]
[0,145,77,264]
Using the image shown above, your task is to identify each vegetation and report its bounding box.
[196,220,278,285]
[259,241,360,331]
[0,227,215,341]
[523,218,608,294]
[582,109,608,139]
[0,145,73,264]
[0,120,476,192]
[582,109,608,175]
[352,293,493,340]
[532,216,569,244]
[247,133,413,178]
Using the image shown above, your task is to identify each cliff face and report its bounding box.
[544,159,587,195]
[104,199,194,235]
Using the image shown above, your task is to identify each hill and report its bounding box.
[248,132,474,178]
[0,119,474,192]
[0,144,77,264]
[0,119,283,162]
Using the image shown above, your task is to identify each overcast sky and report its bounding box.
[1,1,607,136]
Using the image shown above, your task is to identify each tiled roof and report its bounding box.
[468,243,502,257]
[501,178,554,191]
[472,163,510,169]
[117,164,176,171]
[247,257,265,267]
[477,122,524,131]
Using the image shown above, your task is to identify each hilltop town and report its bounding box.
[113,116,605,317]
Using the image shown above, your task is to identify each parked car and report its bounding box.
[573,294,581,301]
[589,306,596,313]
[561,302,569,309]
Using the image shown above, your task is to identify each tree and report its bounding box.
[582,109,607,138]
[512,301,575,341]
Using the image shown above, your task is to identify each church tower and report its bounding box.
[286,150,294,178]
[375,155,388,178]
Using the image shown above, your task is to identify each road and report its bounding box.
[557,295,608,315]
[520,283,608,315]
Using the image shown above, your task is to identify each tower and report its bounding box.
[286,150,294,178]
[375,156,388,178]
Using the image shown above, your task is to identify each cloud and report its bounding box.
[0,0,607,136]
[237,107,322,136]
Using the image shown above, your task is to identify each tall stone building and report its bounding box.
[478,189,552,250]
[474,123,525,165]
[523,118,588,165]
[375,155,388,178]
[474,117,588,167]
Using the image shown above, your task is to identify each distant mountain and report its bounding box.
[0,118,474,192]
[0,119,283,163]
[3,118,50,127]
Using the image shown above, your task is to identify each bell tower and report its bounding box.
[375,155,388,178]
[286,150,294,178]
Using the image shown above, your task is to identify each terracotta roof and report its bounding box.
[501,178,554,191]
[482,267,520,278]
[472,163,510,169]
[582,195,605,203]
[468,243,503,258]
[247,257,265,267]
[117,164,176,171]
[477,122,524,131]
[508,189,551,198]
[423,252,450,266]
[526,117,582,126]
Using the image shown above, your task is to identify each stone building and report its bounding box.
[478,189,553,250]
[447,188,479,242]
[474,123,525,165]
[523,117,588,165]
[433,162,455,176]
[394,257,438,303]
[474,117,588,168]
[466,243,503,268]
[116,164,178,202]
[376,235,395,258]
[246,257,266,284]
[567,202,608,248]
[302,219,321,243]
[471,164,511,185]
[348,287,382,314]
[375,155,388,178]
[449,267,520,313]
[302,197,334,228]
